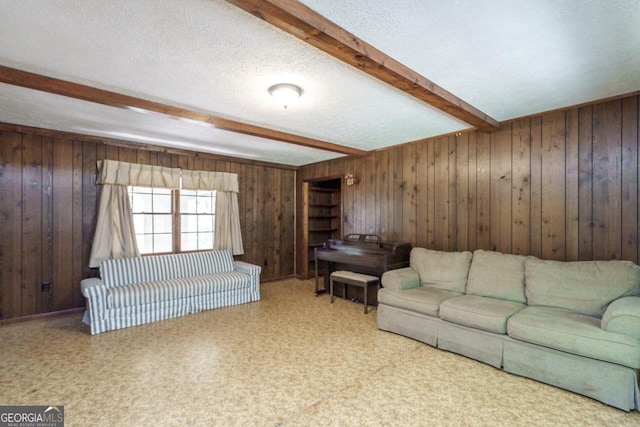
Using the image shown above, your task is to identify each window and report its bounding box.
[180,189,216,251]
[129,186,216,255]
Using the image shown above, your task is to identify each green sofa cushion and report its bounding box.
[440,295,526,334]
[467,250,532,303]
[525,259,640,317]
[508,306,640,369]
[378,287,461,318]
[410,248,472,293]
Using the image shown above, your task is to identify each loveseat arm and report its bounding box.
[381,267,420,291]
[601,296,640,339]
[80,277,108,334]
[234,261,262,293]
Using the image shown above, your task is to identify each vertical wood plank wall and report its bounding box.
[297,95,640,275]
[0,131,295,320]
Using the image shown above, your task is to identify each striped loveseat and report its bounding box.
[81,250,261,334]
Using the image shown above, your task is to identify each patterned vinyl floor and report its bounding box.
[1,278,638,426]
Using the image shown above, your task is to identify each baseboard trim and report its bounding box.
[0,307,85,326]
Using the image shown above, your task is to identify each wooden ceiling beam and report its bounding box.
[227,0,500,133]
[0,65,367,157]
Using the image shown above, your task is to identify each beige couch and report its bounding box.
[377,248,640,411]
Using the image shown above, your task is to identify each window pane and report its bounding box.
[138,234,154,255]
[153,193,172,213]
[198,232,214,250]
[154,233,172,253]
[181,194,197,213]
[197,214,214,232]
[181,232,198,251]
[181,215,198,233]
[140,193,153,212]
[154,214,172,233]
[132,213,146,234]
[130,193,145,212]
[196,196,212,213]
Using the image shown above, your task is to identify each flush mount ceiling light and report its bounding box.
[268,83,302,109]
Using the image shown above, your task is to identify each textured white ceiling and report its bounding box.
[301,0,640,121]
[0,0,639,165]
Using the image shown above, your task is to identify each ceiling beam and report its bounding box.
[0,65,367,157]
[227,0,500,133]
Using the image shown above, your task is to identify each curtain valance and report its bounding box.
[97,159,181,189]
[181,170,239,193]
[90,160,244,266]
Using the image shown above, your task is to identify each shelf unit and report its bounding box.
[302,180,342,279]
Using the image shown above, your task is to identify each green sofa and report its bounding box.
[377,248,640,411]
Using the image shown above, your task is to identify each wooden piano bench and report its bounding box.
[329,270,380,314]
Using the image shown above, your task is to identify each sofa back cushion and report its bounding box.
[525,259,640,317]
[100,250,235,288]
[466,250,532,303]
[410,248,472,293]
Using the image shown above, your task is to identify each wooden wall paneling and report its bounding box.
[41,137,53,312]
[82,141,98,281]
[248,165,259,269]
[72,141,84,307]
[342,157,355,236]
[511,120,531,255]
[578,106,594,260]
[364,154,378,235]
[105,145,119,160]
[490,125,512,253]
[52,139,74,311]
[271,167,282,277]
[455,133,470,251]
[118,146,137,163]
[377,149,390,241]
[283,169,295,276]
[262,166,275,277]
[475,132,491,250]
[565,109,580,261]
[0,131,23,319]
[433,137,448,250]
[529,117,543,258]
[592,101,622,260]
[621,96,639,263]
[389,147,403,242]
[541,111,567,260]
[402,143,417,245]
[256,165,266,276]
[467,132,478,250]
[353,155,365,235]
[156,151,173,167]
[446,136,457,251]
[415,140,430,247]
[136,149,150,165]
[175,154,189,170]
[426,139,436,248]
[21,133,42,316]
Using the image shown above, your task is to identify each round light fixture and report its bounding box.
[268,83,302,109]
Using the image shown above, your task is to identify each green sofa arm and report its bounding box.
[381,267,420,291]
[601,296,640,339]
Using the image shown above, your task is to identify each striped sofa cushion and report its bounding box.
[100,250,235,288]
[106,271,250,308]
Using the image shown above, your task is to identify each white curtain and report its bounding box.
[182,170,244,255]
[88,185,140,267]
[88,160,181,267]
